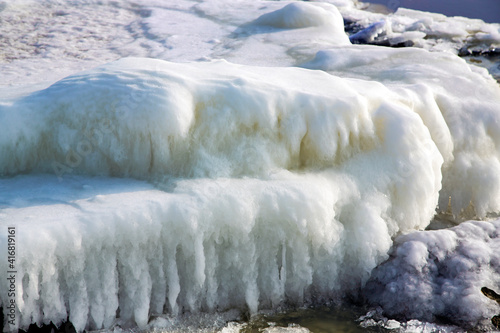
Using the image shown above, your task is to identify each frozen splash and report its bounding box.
[0,0,500,332]
[0,57,444,331]
[0,52,499,331]
[302,45,500,218]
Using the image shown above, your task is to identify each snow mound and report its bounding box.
[253,2,344,30]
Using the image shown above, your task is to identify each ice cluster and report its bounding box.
[340,3,500,52]
[1,0,500,332]
[0,51,499,331]
[302,44,500,217]
[0,57,444,331]
[365,220,500,327]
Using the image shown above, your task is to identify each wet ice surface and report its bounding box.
[1,1,500,332]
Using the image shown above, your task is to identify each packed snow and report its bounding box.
[0,0,500,332]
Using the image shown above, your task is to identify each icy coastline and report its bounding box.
[1,0,500,332]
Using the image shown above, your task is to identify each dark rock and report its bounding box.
[493,315,500,329]
[343,18,365,35]
[481,287,500,304]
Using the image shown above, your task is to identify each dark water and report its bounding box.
[242,307,380,333]
[362,0,500,23]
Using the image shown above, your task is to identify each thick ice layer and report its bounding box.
[364,220,500,328]
[302,45,500,218]
[1,1,500,332]
[341,4,500,53]
[0,57,440,186]
[0,57,446,331]
[0,165,425,332]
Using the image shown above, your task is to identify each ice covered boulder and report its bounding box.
[364,220,500,328]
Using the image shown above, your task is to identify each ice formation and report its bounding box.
[0,50,499,331]
[0,0,500,332]
[364,220,500,327]
[0,57,445,331]
[302,45,500,217]
[340,4,500,52]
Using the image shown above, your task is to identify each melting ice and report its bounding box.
[0,0,500,332]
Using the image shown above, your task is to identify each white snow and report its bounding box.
[0,0,500,332]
